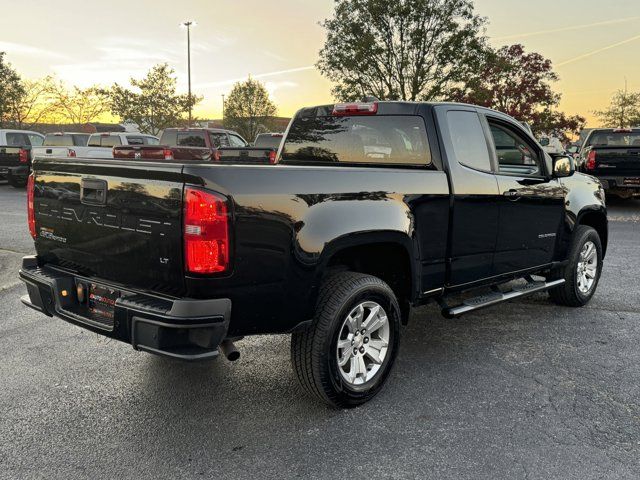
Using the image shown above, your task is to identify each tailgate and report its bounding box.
[32,158,186,295]
[0,147,20,169]
[593,147,640,176]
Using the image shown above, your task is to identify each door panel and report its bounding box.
[494,176,565,274]
[486,119,565,275]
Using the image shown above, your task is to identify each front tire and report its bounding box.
[548,225,602,307]
[291,272,401,408]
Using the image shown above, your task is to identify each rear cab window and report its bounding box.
[254,134,283,149]
[44,134,74,147]
[177,132,206,147]
[281,113,431,166]
[587,130,640,147]
[5,132,29,146]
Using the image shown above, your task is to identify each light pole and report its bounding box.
[181,20,196,126]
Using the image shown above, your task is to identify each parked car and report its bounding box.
[0,129,44,188]
[113,128,277,164]
[577,128,640,199]
[20,100,607,408]
[538,135,565,155]
[253,132,284,149]
[33,132,159,161]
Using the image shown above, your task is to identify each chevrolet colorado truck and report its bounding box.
[113,128,277,164]
[0,129,44,187]
[577,128,640,199]
[19,101,607,408]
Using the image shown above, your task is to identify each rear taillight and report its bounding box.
[163,148,174,160]
[586,150,597,170]
[183,187,230,274]
[332,102,378,116]
[19,148,29,163]
[68,149,77,158]
[268,150,277,164]
[27,174,36,239]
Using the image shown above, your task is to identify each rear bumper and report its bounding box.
[19,256,231,361]
[597,176,640,191]
[4,165,29,177]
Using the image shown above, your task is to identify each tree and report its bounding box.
[451,44,585,141]
[8,76,60,128]
[594,88,640,128]
[223,77,277,141]
[0,52,25,128]
[317,0,488,102]
[106,64,199,135]
[48,81,110,125]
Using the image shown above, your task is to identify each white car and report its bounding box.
[32,132,159,160]
[539,136,565,155]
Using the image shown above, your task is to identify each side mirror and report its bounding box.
[552,155,575,178]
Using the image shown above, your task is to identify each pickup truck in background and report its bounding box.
[113,128,278,164]
[0,129,45,188]
[31,132,90,161]
[577,128,640,199]
[20,101,607,408]
[33,132,160,161]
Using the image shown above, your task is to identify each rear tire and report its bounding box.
[548,225,602,307]
[8,174,27,188]
[291,272,401,408]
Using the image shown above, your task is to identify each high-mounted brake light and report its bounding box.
[586,150,597,170]
[27,174,36,239]
[613,128,632,133]
[19,148,28,163]
[183,187,230,274]
[163,148,174,160]
[332,102,378,116]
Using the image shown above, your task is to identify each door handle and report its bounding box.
[503,189,521,201]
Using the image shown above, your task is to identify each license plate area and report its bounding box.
[87,283,120,323]
[61,280,121,330]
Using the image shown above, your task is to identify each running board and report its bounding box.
[441,278,565,318]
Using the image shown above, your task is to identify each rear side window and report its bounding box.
[281,115,431,166]
[229,134,247,147]
[28,133,44,146]
[44,134,74,147]
[177,132,206,147]
[209,133,229,148]
[446,111,491,172]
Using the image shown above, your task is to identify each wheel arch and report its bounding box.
[314,231,418,324]
[577,207,608,258]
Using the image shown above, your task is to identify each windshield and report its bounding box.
[587,131,640,147]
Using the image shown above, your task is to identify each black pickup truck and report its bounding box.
[577,128,640,198]
[19,101,607,407]
[0,129,44,188]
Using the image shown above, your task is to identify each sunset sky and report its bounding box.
[1,0,639,126]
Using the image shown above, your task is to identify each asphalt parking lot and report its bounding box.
[1,180,639,479]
